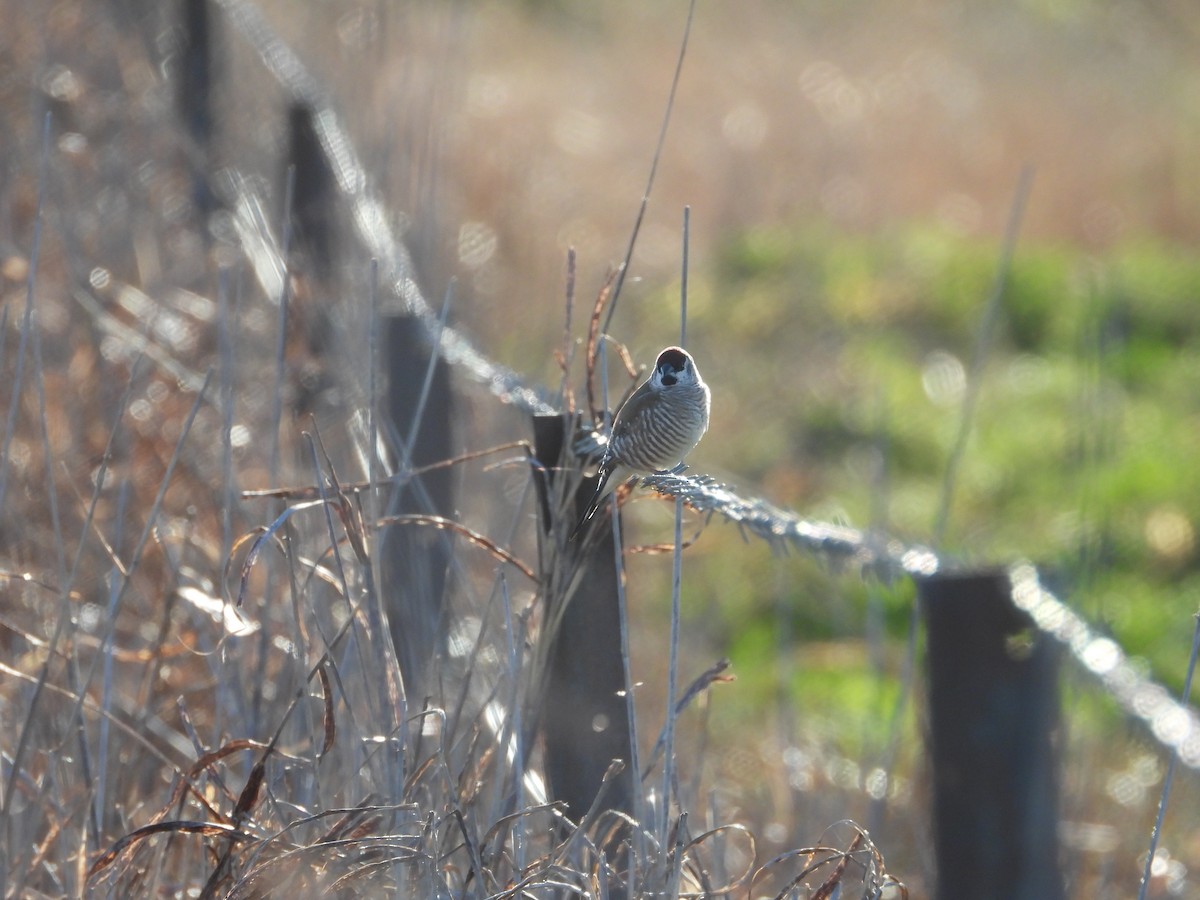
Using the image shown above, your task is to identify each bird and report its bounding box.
[572,345,710,538]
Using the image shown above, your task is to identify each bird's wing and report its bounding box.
[611,380,660,435]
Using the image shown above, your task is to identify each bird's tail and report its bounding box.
[569,469,614,541]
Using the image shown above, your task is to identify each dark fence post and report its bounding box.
[177,0,216,215]
[531,415,633,821]
[285,102,338,282]
[379,316,455,701]
[918,568,1064,900]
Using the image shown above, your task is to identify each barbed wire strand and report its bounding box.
[217,0,559,418]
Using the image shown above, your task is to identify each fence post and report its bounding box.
[379,316,455,701]
[531,415,634,820]
[285,102,338,282]
[177,0,215,215]
[918,568,1064,900]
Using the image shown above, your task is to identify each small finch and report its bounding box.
[573,346,711,537]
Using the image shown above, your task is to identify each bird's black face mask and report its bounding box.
[656,347,688,386]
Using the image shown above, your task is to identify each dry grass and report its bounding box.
[4,0,1200,896]
[0,2,912,896]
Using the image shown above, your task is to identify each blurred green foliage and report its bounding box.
[634,221,1200,751]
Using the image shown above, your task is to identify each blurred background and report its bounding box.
[5,0,1200,894]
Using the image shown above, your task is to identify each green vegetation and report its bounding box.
[637,222,1200,728]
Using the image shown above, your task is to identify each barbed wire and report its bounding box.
[217,0,560,418]
[215,0,1199,769]
[647,470,1200,769]
[640,472,939,575]
[1009,564,1200,770]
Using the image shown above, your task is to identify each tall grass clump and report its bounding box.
[0,2,909,897]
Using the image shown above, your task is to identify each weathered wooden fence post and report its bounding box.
[177,0,215,214]
[918,568,1064,900]
[378,316,455,701]
[531,415,634,820]
[281,101,453,701]
[285,102,338,282]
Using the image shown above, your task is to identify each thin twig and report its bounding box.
[375,514,537,583]
[240,441,534,500]
[660,205,691,864]
[600,0,697,338]
[1137,607,1200,900]
[932,165,1035,547]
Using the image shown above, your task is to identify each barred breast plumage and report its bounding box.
[573,346,710,537]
